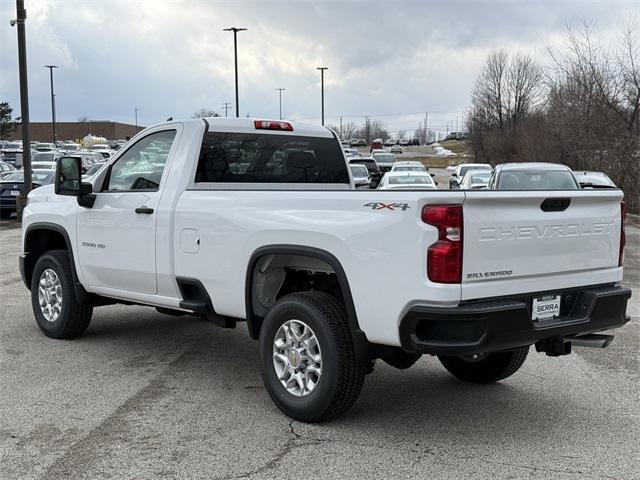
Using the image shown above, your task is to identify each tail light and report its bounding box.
[254,120,293,131]
[619,201,626,267]
[422,204,463,283]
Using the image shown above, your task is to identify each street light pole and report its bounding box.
[13,0,32,213]
[276,88,285,120]
[44,65,58,143]
[134,108,140,128]
[223,27,247,118]
[317,67,328,125]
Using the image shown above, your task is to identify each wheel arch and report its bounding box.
[244,245,370,360]
[22,222,90,303]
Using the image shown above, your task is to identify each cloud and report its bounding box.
[0,0,636,134]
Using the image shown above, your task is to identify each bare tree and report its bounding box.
[192,108,220,118]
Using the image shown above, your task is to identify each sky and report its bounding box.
[0,0,638,136]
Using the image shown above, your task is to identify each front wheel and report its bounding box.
[259,291,366,422]
[438,346,529,384]
[30,250,93,339]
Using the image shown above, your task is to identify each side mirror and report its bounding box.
[430,172,435,177]
[55,156,81,196]
[451,172,457,177]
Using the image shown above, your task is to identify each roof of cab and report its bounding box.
[200,117,335,138]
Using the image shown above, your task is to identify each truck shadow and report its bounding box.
[77,305,603,444]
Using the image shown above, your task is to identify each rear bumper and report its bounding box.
[399,285,631,355]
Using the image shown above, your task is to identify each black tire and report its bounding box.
[259,291,366,422]
[30,250,93,339]
[438,346,529,384]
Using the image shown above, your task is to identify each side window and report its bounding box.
[104,130,176,192]
[195,132,349,184]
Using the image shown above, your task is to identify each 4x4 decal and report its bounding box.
[364,202,410,211]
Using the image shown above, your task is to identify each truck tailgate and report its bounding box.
[461,190,624,300]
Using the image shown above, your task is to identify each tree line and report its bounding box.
[468,21,640,212]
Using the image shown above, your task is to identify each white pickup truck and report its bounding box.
[20,118,631,422]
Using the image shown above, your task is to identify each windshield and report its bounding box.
[4,170,54,183]
[389,175,433,185]
[497,170,579,190]
[61,144,80,151]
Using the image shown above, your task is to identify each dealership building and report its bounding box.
[7,121,144,142]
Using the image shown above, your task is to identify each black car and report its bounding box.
[0,169,55,219]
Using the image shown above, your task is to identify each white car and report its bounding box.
[19,116,631,422]
[32,151,63,163]
[88,144,114,159]
[488,163,579,190]
[349,163,371,188]
[33,142,57,152]
[343,148,361,158]
[450,163,492,189]
[30,161,57,171]
[459,169,492,189]
[391,161,427,173]
[60,143,82,153]
[378,171,437,190]
[384,139,396,146]
[390,144,402,154]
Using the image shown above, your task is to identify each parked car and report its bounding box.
[0,169,55,219]
[450,163,492,189]
[62,153,99,173]
[1,143,25,166]
[371,152,396,173]
[384,138,396,146]
[349,157,381,184]
[349,138,359,147]
[370,138,384,151]
[33,142,57,152]
[88,144,114,159]
[459,170,492,190]
[82,162,107,179]
[19,117,631,423]
[349,164,371,188]
[488,163,579,190]
[390,144,403,154]
[399,139,410,146]
[391,161,427,173]
[573,171,617,188]
[31,161,57,171]
[343,148,361,158]
[32,151,64,163]
[0,161,17,179]
[378,171,437,190]
[59,143,82,153]
[340,140,350,149]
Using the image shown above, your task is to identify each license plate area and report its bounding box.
[532,294,561,321]
[10,190,20,196]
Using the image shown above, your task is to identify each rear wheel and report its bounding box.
[438,346,529,384]
[30,250,93,339]
[259,291,366,422]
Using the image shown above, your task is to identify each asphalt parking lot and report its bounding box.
[0,218,638,480]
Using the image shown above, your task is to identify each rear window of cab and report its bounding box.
[195,132,349,184]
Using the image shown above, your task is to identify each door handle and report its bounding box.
[135,206,154,214]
